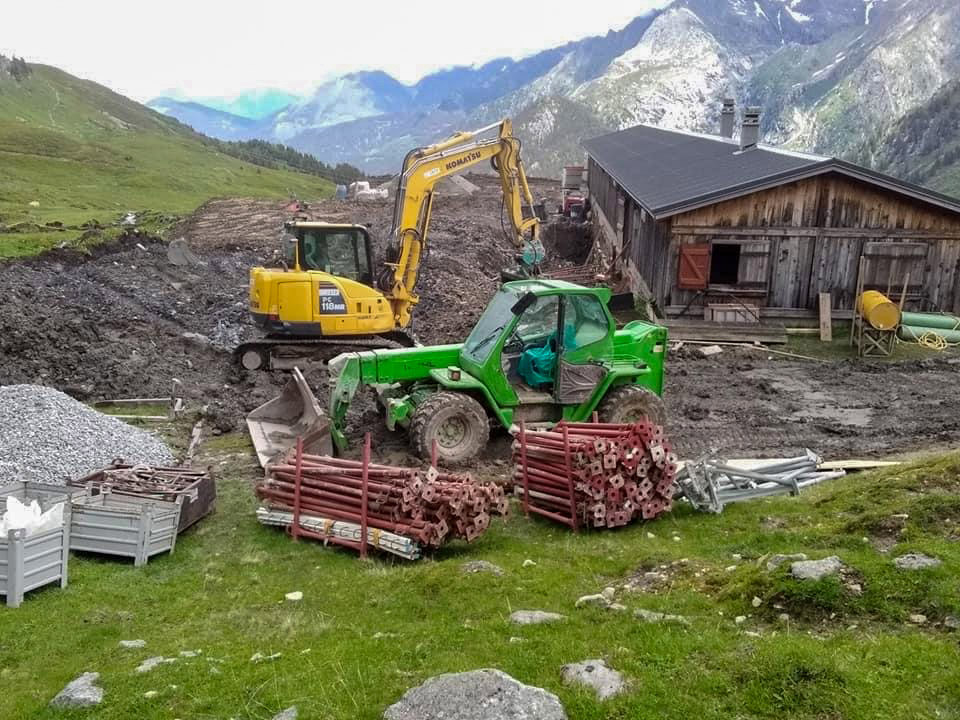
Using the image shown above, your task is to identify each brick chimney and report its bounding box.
[720,98,735,139]
[740,107,761,151]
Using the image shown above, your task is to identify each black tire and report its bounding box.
[409,392,490,465]
[597,385,667,426]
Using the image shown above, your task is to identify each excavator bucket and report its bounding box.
[246,368,332,467]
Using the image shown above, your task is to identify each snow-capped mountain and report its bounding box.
[149,0,960,194]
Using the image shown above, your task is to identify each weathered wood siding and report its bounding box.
[589,168,960,314]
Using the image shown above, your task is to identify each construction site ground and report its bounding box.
[1,174,958,462]
[1,176,959,718]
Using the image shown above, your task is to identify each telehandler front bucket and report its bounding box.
[246,367,332,467]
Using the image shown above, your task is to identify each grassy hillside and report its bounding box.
[0,62,333,258]
[1,423,958,719]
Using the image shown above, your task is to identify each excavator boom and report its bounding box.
[382,119,544,327]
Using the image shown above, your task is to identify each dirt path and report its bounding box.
[1,177,957,461]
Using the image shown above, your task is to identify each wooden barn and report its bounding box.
[583,116,960,326]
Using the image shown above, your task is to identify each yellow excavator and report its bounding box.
[237,118,544,370]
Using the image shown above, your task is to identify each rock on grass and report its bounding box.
[560,659,625,700]
[894,553,941,571]
[790,556,843,581]
[383,669,566,719]
[510,610,565,625]
[50,672,103,708]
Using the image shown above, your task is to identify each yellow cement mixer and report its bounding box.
[857,290,901,330]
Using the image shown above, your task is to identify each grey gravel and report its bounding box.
[383,669,567,719]
[790,556,843,581]
[894,553,941,571]
[0,385,174,485]
[560,659,625,700]
[50,672,103,708]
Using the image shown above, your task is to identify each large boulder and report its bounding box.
[383,669,567,720]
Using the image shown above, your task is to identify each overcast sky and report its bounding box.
[1,0,671,102]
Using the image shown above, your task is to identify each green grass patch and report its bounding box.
[0,65,333,259]
[1,433,959,718]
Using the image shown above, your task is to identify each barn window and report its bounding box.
[710,243,741,285]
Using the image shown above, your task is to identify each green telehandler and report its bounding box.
[325,279,668,464]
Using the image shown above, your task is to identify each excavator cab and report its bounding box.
[287,222,375,286]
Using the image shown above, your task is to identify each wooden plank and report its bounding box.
[819,293,833,342]
[664,320,787,344]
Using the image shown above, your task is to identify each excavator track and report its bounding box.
[234,331,416,372]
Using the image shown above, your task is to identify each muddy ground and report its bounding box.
[1,175,958,462]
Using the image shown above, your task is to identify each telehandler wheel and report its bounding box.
[410,392,490,465]
[598,385,667,426]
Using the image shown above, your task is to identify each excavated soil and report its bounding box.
[1,175,958,460]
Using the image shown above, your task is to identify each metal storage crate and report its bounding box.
[71,464,215,532]
[69,491,182,566]
[0,503,71,608]
[0,481,84,510]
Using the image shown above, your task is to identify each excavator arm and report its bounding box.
[382,119,544,327]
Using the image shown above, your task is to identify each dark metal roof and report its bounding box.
[582,124,960,219]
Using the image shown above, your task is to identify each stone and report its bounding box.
[646,532,656,539]
[273,707,299,720]
[777,613,791,623]
[908,614,928,625]
[744,631,761,638]
[943,616,960,630]
[136,656,176,673]
[180,331,211,347]
[601,587,616,601]
[179,650,201,657]
[144,690,159,699]
[751,596,763,608]
[608,603,628,612]
[635,608,690,626]
[790,556,843,581]
[285,591,304,602]
[560,659,625,700]
[119,639,146,648]
[509,636,524,644]
[383,668,567,720]
[734,615,747,625]
[575,594,611,609]
[510,610,565,625]
[698,345,723,357]
[251,652,282,663]
[894,553,941,571]
[766,553,808,572]
[461,560,504,576]
[522,559,537,568]
[847,583,863,596]
[50,672,103,709]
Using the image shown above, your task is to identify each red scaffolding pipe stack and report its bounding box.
[513,420,677,530]
[255,433,509,557]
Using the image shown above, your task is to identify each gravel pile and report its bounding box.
[0,385,175,485]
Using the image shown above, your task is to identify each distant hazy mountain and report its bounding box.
[148,0,960,195]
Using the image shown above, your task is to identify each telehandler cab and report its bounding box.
[327,279,667,463]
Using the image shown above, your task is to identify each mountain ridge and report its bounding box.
[148,0,960,195]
